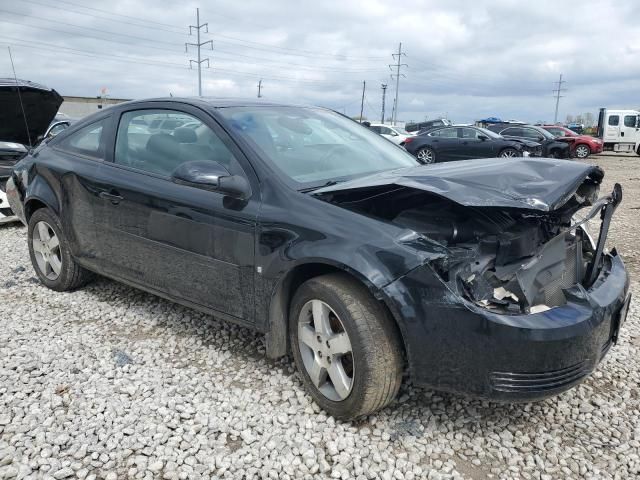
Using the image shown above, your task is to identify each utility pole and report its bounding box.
[185,8,213,96]
[389,42,407,125]
[380,83,387,123]
[257,79,263,98]
[359,81,366,122]
[553,73,566,124]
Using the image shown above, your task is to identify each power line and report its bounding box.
[186,8,212,96]
[553,73,566,124]
[389,42,407,125]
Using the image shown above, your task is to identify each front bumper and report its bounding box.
[382,251,630,401]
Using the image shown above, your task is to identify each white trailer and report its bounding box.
[597,108,640,154]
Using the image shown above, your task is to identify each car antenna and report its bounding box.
[7,46,32,148]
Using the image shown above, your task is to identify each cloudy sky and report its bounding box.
[1,0,639,124]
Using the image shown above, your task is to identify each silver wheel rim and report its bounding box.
[32,221,62,280]
[417,148,434,164]
[576,145,589,158]
[500,149,517,157]
[298,299,354,401]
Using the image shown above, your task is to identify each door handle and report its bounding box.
[99,191,123,204]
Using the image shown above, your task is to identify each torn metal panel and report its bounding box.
[315,157,603,212]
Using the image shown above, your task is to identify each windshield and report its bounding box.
[533,126,556,140]
[219,106,418,186]
[476,127,502,139]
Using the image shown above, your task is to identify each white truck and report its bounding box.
[597,108,640,154]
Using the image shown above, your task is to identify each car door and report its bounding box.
[91,103,260,324]
[457,127,495,159]
[427,127,459,161]
[604,114,620,143]
[621,114,639,142]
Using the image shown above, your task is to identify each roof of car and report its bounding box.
[124,97,311,109]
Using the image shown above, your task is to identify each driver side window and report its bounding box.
[114,109,243,177]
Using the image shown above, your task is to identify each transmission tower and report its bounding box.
[381,83,387,123]
[389,42,407,126]
[553,74,567,124]
[185,8,213,96]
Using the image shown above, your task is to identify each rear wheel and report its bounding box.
[28,208,94,291]
[574,144,591,159]
[416,147,436,164]
[499,147,520,158]
[289,273,403,420]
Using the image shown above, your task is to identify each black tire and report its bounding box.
[574,144,591,159]
[498,147,520,158]
[416,147,436,164]
[27,208,94,291]
[289,273,403,420]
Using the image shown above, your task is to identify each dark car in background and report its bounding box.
[0,78,63,222]
[542,125,603,159]
[487,123,571,158]
[405,118,452,133]
[401,125,538,164]
[7,98,630,419]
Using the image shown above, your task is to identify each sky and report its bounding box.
[1,0,639,124]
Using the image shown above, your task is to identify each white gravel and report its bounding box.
[1,155,640,480]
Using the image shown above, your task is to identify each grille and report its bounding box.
[490,361,591,393]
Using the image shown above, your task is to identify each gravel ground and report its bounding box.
[1,154,639,480]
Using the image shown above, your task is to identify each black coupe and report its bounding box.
[7,98,630,419]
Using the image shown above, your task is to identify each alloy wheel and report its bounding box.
[499,148,518,158]
[575,145,590,158]
[417,148,435,164]
[297,299,354,401]
[32,221,62,280]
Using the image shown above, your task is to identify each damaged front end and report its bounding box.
[429,183,622,314]
[315,160,622,314]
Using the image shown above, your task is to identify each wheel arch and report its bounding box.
[264,260,407,361]
[24,175,60,222]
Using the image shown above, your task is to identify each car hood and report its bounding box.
[314,158,603,212]
[0,79,63,146]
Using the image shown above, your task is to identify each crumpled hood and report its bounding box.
[315,158,604,212]
[0,79,63,146]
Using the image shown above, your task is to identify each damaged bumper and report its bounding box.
[383,251,629,400]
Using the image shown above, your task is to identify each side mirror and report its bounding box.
[171,160,251,200]
[391,131,399,136]
[477,134,488,141]
[537,136,545,141]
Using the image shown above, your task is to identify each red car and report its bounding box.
[541,125,603,159]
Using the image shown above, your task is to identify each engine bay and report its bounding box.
[320,182,606,314]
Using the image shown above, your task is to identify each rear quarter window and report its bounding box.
[56,119,107,159]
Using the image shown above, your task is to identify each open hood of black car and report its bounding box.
[314,158,604,212]
[0,79,63,146]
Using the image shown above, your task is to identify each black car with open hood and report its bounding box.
[6,99,631,419]
[0,79,63,174]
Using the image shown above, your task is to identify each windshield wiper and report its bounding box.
[299,180,341,193]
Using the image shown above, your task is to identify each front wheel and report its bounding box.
[289,273,403,420]
[499,147,520,158]
[574,144,591,159]
[416,147,436,164]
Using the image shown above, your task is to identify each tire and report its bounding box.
[499,147,520,158]
[28,208,94,291]
[574,144,591,159]
[289,273,404,420]
[416,147,436,164]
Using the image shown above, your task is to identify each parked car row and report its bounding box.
[370,117,609,163]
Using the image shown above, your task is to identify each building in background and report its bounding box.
[58,96,130,118]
